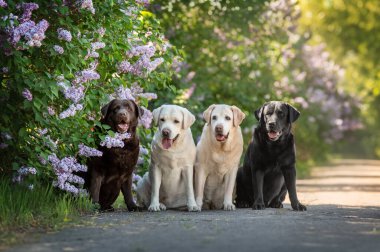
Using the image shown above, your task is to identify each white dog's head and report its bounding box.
[152,105,195,149]
[203,104,245,143]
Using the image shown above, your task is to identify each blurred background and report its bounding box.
[150,0,380,176]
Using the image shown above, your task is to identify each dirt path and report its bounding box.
[6,160,380,252]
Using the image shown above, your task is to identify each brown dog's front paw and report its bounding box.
[252,202,265,210]
[292,202,307,211]
[100,206,115,212]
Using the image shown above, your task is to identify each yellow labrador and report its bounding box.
[136,105,200,212]
[194,104,245,210]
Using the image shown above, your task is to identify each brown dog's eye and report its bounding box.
[212,115,217,120]
[225,116,231,121]
[174,119,180,124]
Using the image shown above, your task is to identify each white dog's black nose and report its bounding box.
[162,128,171,138]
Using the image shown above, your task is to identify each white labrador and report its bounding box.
[194,104,246,210]
[136,105,200,212]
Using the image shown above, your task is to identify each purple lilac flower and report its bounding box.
[139,107,152,128]
[2,67,9,73]
[48,106,56,115]
[117,60,133,74]
[7,20,35,47]
[100,133,131,148]
[0,0,7,8]
[53,45,64,54]
[91,42,105,50]
[17,3,39,23]
[57,28,72,42]
[22,88,33,101]
[72,69,100,84]
[62,85,85,103]
[24,19,49,47]
[0,143,8,149]
[116,85,135,101]
[139,146,149,155]
[1,132,12,140]
[12,166,37,183]
[78,143,103,157]
[78,0,95,14]
[38,155,47,165]
[146,57,164,72]
[137,92,157,100]
[97,27,106,37]
[59,103,83,119]
[135,0,150,6]
[38,128,48,135]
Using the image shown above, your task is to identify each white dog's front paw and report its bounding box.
[148,202,166,212]
[187,203,201,212]
[223,202,236,211]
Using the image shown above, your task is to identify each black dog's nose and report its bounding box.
[268,122,275,128]
[162,129,171,138]
[215,125,223,133]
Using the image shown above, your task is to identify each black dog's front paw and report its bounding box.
[236,201,251,208]
[252,202,266,210]
[127,203,143,212]
[100,206,115,212]
[269,200,283,209]
[292,202,307,211]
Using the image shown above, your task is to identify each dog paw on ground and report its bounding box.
[292,202,307,211]
[187,203,201,212]
[223,203,236,211]
[127,204,143,212]
[148,203,162,212]
[252,202,265,210]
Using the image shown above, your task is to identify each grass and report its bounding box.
[0,177,93,248]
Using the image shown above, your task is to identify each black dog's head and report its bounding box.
[101,99,143,134]
[254,101,300,141]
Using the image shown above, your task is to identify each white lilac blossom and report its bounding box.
[28,184,34,190]
[59,103,83,119]
[48,153,87,195]
[100,133,131,148]
[1,132,12,140]
[78,0,95,14]
[139,107,153,128]
[22,88,33,101]
[53,45,64,54]
[48,106,56,115]
[57,28,72,42]
[0,0,7,8]
[78,143,103,157]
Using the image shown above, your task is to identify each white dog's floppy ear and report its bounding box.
[181,108,195,129]
[152,106,163,126]
[203,104,216,124]
[231,105,246,127]
[286,103,300,123]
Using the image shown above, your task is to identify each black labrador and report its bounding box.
[236,101,306,211]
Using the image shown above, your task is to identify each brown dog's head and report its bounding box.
[101,99,143,134]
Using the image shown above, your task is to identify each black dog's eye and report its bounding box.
[212,115,217,120]
[160,118,165,122]
[225,116,231,121]
[277,111,284,117]
[174,119,180,124]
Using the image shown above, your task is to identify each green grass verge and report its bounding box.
[0,177,92,248]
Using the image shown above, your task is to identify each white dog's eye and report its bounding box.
[225,116,231,121]
[212,115,217,120]
[174,119,180,124]
[160,118,165,122]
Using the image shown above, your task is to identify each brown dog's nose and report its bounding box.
[215,124,223,133]
[162,128,171,138]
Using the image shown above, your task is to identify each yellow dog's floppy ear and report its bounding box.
[231,105,246,127]
[181,108,195,129]
[203,104,216,124]
[152,106,163,126]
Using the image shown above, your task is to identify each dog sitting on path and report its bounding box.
[85,99,143,211]
[136,105,200,212]
[194,104,246,210]
[236,101,306,211]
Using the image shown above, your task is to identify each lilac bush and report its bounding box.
[0,0,177,195]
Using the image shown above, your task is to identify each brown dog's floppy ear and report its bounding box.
[203,104,216,124]
[181,108,195,129]
[101,99,115,120]
[152,106,163,126]
[231,105,246,127]
[287,103,300,123]
[131,100,144,119]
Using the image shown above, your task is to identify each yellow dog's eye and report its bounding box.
[225,116,231,121]
[174,119,180,124]
[212,115,217,120]
[160,118,165,122]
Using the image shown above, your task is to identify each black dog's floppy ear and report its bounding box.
[287,103,300,123]
[254,103,267,121]
[101,99,115,119]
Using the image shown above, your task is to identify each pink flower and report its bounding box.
[22,88,33,101]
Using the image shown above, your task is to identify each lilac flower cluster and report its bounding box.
[48,106,56,115]
[72,68,100,84]
[100,132,131,148]
[12,166,37,183]
[48,153,88,195]
[2,67,9,73]
[132,173,142,190]
[59,103,83,119]
[38,128,48,135]
[22,88,33,101]
[139,107,153,129]
[135,0,149,6]
[53,45,64,54]
[97,27,106,37]
[0,132,11,148]
[85,42,105,59]
[118,44,164,76]
[78,0,95,14]
[62,85,85,103]
[57,28,72,42]
[139,145,149,155]
[115,83,158,102]
[0,0,7,8]
[23,19,49,47]
[17,2,39,23]
[78,143,103,157]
